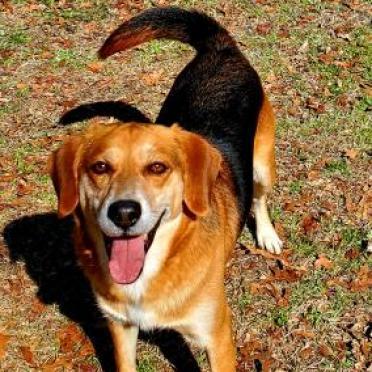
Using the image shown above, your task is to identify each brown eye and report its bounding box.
[147,162,168,175]
[91,161,110,174]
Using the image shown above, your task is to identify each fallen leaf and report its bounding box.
[299,345,313,359]
[318,343,334,357]
[314,254,333,270]
[256,22,272,35]
[42,356,73,371]
[29,298,47,320]
[299,40,309,53]
[0,333,10,359]
[360,339,370,357]
[20,346,34,365]
[87,62,103,73]
[345,248,359,260]
[141,70,164,86]
[292,329,315,340]
[239,243,307,272]
[307,170,320,180]
[58,324,85,354]
[344,148,359,160]
[301,214,319,235]
[79,338,95,357]
[270,267,303,282]
[306,97,325,113]
[350,265,372,292]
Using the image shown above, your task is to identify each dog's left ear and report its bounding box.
[49,136,83,218]
[174,126,222,217]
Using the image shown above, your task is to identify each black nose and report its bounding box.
[108,200,142,229]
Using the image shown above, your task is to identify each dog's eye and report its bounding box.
[91,161,110,174]
[147,162,168,175]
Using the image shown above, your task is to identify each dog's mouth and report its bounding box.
[104,211,165,285]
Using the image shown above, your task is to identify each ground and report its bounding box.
[0,0,371,371]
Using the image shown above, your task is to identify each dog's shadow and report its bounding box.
[3,213,201,372]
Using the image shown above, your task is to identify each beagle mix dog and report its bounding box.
[50,7,282,372]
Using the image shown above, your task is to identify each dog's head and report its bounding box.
[49,123,221,284]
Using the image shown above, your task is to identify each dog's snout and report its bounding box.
[108,200,142,229]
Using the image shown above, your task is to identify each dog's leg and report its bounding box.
[108,319,139,372]
[206,304,236,372]
[252,95,283,254]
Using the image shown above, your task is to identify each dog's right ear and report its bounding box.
[49,136,83,218]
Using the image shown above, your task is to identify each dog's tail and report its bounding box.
[99,7,235,59]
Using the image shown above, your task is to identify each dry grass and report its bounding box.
[0,0,371,371]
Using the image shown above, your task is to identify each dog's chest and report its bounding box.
[97,293,159,330]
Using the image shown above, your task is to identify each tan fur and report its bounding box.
[50,122,239,371]
[252,95,283,253]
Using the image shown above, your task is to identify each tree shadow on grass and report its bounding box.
[3,213,200,372]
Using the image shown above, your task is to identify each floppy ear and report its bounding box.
[49,136,83,218]
[176,128,222,216]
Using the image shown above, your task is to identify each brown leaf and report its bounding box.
[360,339,370,357]
[299,345,313,359]
[271,267,303,282]
[318,343,334,357]
[58,324,85,354]
[29,298,47,320]
[307,170,320,180]
[240,243,307,272]
[17,178,34,196]
[42,356,73,371]
[301,214,319,235]
[256,22,272,35]
[326,278,349,289]
[274,222,285,240]
[314,254,333,270]
[62,99,78,110]
[345,248,359,260]
[292,329,315,340]
[79,338,95,357]
[20,346,34,365]
[141,70,164,86]
[344,148,359,160]
[0,333,10,359]
[350,265,372,292]
[87,62,103,73]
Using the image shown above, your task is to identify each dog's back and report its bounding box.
[99,7,264,223]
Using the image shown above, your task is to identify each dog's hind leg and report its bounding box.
[252,95,283,254]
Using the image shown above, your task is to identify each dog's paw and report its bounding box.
[256,224,283,254]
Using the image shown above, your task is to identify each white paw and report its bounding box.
[256,224,283,254]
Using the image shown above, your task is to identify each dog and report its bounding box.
[50,7,282,372]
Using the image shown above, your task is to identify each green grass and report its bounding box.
[290,272,326,307]
[323,159,350,177]
[237,290,252,310]
[288,180,304,195]
[51,49,85,68]
[137,357,156,372]
[137,40,192,64]
[0,29,30,50]
[13,143,40,174]
[37,1,109,22]
[272,307,290,327]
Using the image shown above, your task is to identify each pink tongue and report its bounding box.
[108,236,145,284]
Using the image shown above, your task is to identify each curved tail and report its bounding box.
[99,7,235,59]
[59,101,151,125]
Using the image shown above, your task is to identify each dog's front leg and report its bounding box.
[108,319,139,372]
[206,304,236,372]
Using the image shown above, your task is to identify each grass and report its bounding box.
[0,1,370,371]
[137,357,156,372]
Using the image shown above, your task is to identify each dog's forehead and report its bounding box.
[84,123,178,159]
